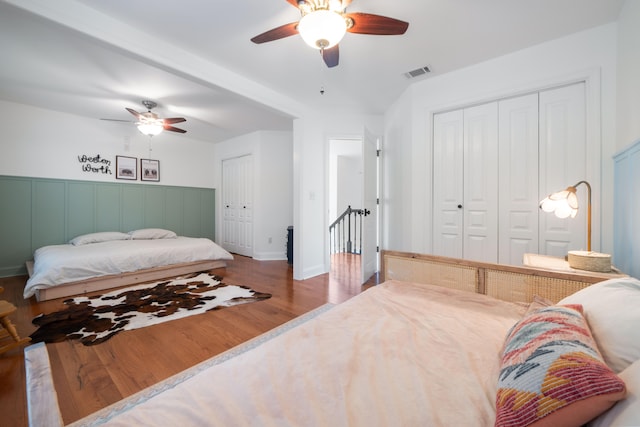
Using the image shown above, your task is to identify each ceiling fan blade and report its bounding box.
[100,118,133,123]
[346,13,409,35]
[164,125,187,134]
[251,22,299,44]
[163,117,186,124]
[285,0,300,7]
[322,45,339,68]
[125,107,142,119]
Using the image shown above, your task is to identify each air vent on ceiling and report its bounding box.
[404,66,431,79]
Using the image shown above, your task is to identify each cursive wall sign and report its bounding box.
[78,154,113,175]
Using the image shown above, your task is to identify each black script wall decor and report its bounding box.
[78,154,113,175]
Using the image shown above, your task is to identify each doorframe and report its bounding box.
[220,153,255,258]
[324,132,382,279]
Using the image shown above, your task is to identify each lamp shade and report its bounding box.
[298,10,347,49]
[137,122,163,136]
[539,189,579,219]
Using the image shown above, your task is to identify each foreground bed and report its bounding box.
[24,229,233,301]
[26,252,640,426]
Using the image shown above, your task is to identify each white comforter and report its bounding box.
[72,280,528,426]
[24,237,233,298]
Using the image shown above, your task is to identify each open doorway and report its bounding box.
[328,134,379,288]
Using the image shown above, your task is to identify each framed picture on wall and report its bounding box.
[141,159,160,182]
[116,156,137,180]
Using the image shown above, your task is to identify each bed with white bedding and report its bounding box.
[24,229,233,301]
[26,251,640,427]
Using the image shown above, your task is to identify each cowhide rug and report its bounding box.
[29,272,271,346]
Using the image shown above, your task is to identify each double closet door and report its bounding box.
[433,83,586,265]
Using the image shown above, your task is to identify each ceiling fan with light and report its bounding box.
[101,100,187,136]
[124,100,187,136]
[251,0,409,68]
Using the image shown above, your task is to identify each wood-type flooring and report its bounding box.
[0,253,375,426]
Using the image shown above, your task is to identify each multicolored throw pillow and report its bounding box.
[495,305,626,427]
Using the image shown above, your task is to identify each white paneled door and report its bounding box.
[433,109,464,259]
[222,155,253,257]
[433,103,498,263]
[463,102,499,262]
[498,93,539,265]
[538,83,587,257]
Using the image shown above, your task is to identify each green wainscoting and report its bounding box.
[0,175,215,277]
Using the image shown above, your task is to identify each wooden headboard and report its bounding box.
[381,250,623,303]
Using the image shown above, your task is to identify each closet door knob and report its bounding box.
[457,204,463,209]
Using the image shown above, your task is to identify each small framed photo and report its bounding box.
[141,159,160,182]
[116,156,137,180]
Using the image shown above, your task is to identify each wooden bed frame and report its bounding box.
[381,250,626,303]
[25,259,228,302]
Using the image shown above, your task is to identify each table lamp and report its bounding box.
[539,180,611,272]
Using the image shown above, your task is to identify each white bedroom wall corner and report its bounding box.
[292,117,327,280]
[252,131,293,261]
[292,118,304,280]
[382,91,414,252]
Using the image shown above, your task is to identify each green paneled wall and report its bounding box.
[0,175,215,277]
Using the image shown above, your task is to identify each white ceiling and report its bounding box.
[1,0,625,143]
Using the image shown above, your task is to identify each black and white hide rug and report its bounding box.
[29,272,271,346]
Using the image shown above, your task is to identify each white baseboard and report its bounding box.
[252,251,287,261]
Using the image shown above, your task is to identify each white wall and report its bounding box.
[384,23,618,258]
[213,130,293,261]
[617,0,640,151]
[0,100,216,188]
[329,139,363,221]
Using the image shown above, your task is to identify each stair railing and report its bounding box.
[329,205,368,254]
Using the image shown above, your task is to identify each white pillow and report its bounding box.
[559,277,640,373]
[128,228,177,240]
[588,358,640,426]
[69,231,130,246]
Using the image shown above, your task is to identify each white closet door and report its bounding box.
[539,83,586,256]
[463,102,499,262]
[498,93,539,265]
[433,109,464,258]
[222,155,254,257]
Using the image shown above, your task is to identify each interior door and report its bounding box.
[433,109,464,258]
[360,128,378,284]
[222,155,253,257]
[538,82,586,256]
[463,102,498,262]
[498,93,539,265]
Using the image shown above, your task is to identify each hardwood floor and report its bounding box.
[0,253,376,427]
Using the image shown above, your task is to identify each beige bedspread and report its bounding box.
[75,280,528,426]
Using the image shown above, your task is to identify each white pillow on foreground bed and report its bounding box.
[559,277,640,373]
[128,228,177,239]
[69,231,130,246]
[589,358,640,427]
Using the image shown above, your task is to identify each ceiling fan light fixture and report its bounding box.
[137,121,164,136]
[298,9,347,50]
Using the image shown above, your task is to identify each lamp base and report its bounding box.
[567,250,611,273]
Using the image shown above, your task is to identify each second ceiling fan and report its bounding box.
[251,0,409,68]
[126,100,187,136]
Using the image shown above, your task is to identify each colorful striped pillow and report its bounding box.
[495,305,626,427]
